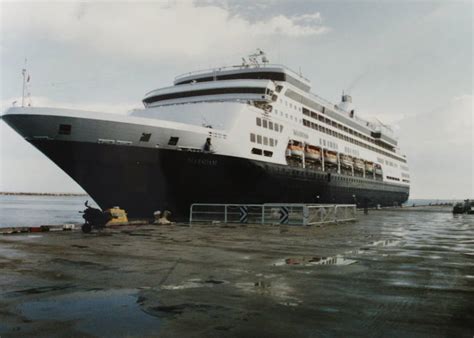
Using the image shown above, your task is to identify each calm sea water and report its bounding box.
[0,195,97,228]
[0,195,460,228]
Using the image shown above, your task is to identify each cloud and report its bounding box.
[1,2,329,62]
[398,94,473,198]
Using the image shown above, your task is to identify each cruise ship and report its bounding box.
[2,51,410,218]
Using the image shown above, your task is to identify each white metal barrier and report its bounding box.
[189,203,356,226]
[304,204,356,225]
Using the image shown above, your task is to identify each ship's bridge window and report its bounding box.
[143,87,267,105]
[168,136,179,146]
[175,72,310,92]
[58,124,72,135]
[140,133,151,142]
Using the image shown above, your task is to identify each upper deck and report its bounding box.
[144,51,399,148]
[174,64,311,92]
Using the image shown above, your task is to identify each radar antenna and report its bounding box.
[247,49,270,68]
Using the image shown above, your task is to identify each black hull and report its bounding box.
[31,140,409,218]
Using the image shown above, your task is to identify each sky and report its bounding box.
[0,0,472,199]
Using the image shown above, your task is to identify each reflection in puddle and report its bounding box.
[277,238,402,267]
[368,239,401,247]
[161,278,228,290]
[17,289,161,337]
[235,279,301,306]
[283,256,357,266]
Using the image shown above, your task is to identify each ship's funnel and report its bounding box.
[337,93,355,118]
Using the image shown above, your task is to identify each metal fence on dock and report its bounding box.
[189,203,356,226]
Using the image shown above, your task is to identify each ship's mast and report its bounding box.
[21,67,26,107]
[21,58,31,107]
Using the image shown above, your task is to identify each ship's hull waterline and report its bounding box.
[28,139,409,218]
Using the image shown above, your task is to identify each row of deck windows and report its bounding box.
[302,107,397,154]
[256,117,283,133]
[302,118,406,164]
[250,133,278,147]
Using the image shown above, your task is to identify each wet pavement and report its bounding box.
[0,208,473,337]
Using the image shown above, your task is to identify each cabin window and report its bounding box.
[140,133,152,142]
[251,148,262,155]
[262,119,268,128]
[263,150,273,157]
[269,138,274,147]
[250,133,256,143]
[256,117,261,126]
[269,121,273,130]
[168,136,179,146]
[58,124,72,135]
[257,135,262,144]
[275,85,283,93]
[263,137,268,146]
[274,123,279,131]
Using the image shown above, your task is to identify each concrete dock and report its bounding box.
[1,207,473,337]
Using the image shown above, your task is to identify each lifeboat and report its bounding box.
[374,164,383,175]
[305,146,321,161]
[353,158,365,171]
[365,162,374,172]
[287,143,304,158]
[324,151,338,165]
[341,155,353,168]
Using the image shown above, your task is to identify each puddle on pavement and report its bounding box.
[161,278,228,290]
[147,303,216,317]
[7,284,76,297]
[16,289,161,337]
